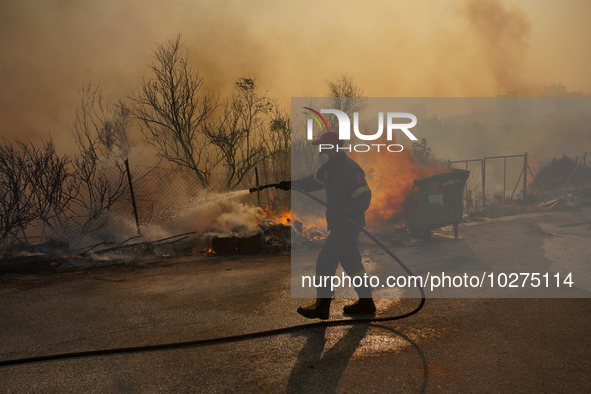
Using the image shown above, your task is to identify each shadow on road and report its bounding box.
[372,323,429,393]
[286,323,428,393]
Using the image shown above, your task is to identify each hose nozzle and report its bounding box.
[249,184,279,193]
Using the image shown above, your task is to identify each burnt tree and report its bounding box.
[132,34,218,188]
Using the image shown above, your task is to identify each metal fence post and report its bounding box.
[481,158,486,207]
[255,166,261,207]
[503,156,507,202]
[523,153,528,202]
[124,159,141,235]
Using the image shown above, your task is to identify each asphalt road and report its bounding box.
[1,209,590,392]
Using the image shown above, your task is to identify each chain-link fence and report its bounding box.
[0,154,289,249]
[449,154,528,211]
[94,158,290,245]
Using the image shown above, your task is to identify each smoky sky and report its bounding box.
[1,0,590,159]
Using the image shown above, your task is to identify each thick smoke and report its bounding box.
[461,0,534,94]
[0,1,589,159]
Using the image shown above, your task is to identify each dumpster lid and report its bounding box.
[413,169,470,186]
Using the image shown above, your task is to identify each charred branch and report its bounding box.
[131,34,219,188]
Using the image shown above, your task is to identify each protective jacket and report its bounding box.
[292,152,371,230]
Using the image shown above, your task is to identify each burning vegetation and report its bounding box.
[189,206,328,256]
[1,29,588,268]
[352,141,451,228]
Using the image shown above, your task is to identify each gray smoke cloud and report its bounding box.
[0,0,589,160]
[461,0,533,94]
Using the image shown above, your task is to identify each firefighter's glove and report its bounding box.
[276,181,291,191]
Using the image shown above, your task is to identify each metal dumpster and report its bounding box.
[410,169,470,239]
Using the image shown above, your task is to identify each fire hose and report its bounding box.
[0,185,425,368]
[249,184,279,193]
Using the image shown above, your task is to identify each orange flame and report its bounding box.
[191,244,217,255]
[265,145,451,233]
[264,208,327,240]
[270,209,292,225]
[352,145,449,226]
[300,226,327,240]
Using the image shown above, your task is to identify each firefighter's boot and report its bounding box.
[297,298,331,320]
[343,298,376,315]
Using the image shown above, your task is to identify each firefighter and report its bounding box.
[276,131,376,319]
